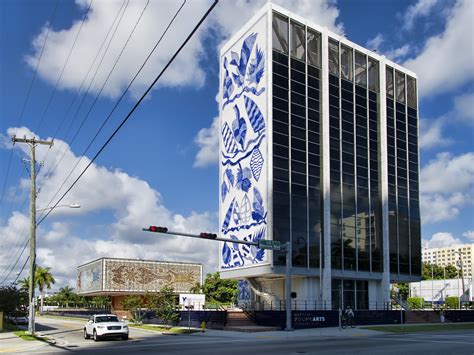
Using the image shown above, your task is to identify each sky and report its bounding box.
[0,0,473,290]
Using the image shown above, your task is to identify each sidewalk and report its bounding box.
[0,330,50,354]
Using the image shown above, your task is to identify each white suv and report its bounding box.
[84,314,129,341]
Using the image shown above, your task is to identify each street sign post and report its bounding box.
[258,239,281,251]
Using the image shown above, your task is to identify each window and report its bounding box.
[307,29,321,68]
[395,70,405,103]
[272,13,289,53]
[328,38,339,76]
[290,21,305,60]
[341,45,353,81]
[386,66,394,98]
[355,51,367,87]
[407,76,417,108]
[368,58,379,92]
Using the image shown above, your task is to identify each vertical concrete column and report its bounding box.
[379,59,391,304]
[321,29,332,309]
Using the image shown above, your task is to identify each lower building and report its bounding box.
[422,244,474,278]
[409,278,473,303]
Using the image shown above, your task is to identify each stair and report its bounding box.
[224,310,279,332]
[405,311,440,324]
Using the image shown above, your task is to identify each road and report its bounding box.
[12,316,474,354]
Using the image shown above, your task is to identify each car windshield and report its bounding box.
[95,316,119,323]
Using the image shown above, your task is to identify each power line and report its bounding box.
[35,0,94,133]
[38,0,219,225]
[36,0,129,191]
[1,0,59,208]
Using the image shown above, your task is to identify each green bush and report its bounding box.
[408,297,424,309]
[445,297,459,309]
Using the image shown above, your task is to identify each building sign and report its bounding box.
[179,294,206,310]
[219,13,269,271]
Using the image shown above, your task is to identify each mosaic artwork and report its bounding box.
[77,260,103,294]
[220,16,268,270]
[77,258,201,294]
[237,279,251,302]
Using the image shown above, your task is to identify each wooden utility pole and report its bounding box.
[12,135,53,335]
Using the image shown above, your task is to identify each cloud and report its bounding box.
[462,230,474,241]
[420,152,474,224]
[402,0,439,30]
[27,0,342,99]
[419,116,451,150]
[404,0,474,97]
[453,92,474,125]
[366,34,384,51]
[384,44,411,62]
[423,232,463,249]
[194,116,219,168]
[0,127,218,288]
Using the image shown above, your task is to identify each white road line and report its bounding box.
[372,337,473,345]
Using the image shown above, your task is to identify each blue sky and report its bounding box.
[0,0,473,288]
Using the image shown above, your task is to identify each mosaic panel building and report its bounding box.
[219,3,421,309]
[77,258,202,295]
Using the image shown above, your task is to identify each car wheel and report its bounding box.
[93,329,99,342]
[122,335,129,341]
[84,328,90,339]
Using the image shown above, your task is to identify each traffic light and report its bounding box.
[143,226,168,233]
[199,232,217,239]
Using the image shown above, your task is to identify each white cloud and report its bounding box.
[403,0,439,30]
[27,0,342,99]
[453,92,474,125]
[384,44,411,62]
[420,152,474,224]
[404,0,474,97]
[0,127,218,288]
[366,33,384,51]
[194,116,219,168]
[423,232,463,249]
[462,230,474,241]
[419,116,451,149]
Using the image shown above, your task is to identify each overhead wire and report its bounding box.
[37,0,219,226]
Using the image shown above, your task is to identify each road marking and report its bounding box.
[373,336,473,345]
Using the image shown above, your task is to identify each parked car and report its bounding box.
[6,314,28,325]
[83,314,129,341]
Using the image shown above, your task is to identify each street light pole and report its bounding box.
[284,241,292,331]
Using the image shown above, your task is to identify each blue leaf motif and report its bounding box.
[250,148,264,181]
[222,57,234,100]
[247,45,265,85]
[232,105,247,148]
[252,187,265,222]
[225,168,234,187]
[222,242,231,264]
[244,95,265,134]
[222,198,235,231]
[221,181,228,202]
[229,33,257,88]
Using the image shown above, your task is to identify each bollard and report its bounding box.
[201,321,206,333]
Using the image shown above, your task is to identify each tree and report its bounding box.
[18,277,30,291]
[35,266,55,315]
[123,295,147,323]
[394,283,409,299]
[201,272,238,304]
[189,282,202,294]
[148,286,179,327]
[57,286,74,308]
[0,285,28,316]
[422,262,460,280]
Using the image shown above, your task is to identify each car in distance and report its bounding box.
[83,314,129,341]
[6,313,28,325]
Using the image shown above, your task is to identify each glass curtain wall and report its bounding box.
[386,67,420,276]
[329,40,381,272]
[272,13,322,268]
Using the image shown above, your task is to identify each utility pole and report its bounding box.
[12,135,53,335]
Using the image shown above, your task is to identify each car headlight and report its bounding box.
[96,325,105,329]
[122,325,128,329]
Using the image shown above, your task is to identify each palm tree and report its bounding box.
[18,277,30,291]
[35,266,55,315]
[190,282,202,294]
[58,286,74,308]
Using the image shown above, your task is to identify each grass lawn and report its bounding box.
[362,323,474,333]
[130,324,200,334]
[13,330,50,342]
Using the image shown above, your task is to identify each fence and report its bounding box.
[241,300,392,311]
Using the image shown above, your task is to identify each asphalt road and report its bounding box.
[17,317,474,355]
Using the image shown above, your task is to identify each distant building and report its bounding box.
[409,278,473,302]
[218,3,421,310]
[422,244,474,278]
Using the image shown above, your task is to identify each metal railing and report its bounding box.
[241,300,392,311]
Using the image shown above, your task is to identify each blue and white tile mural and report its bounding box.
[220,17,269,270]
